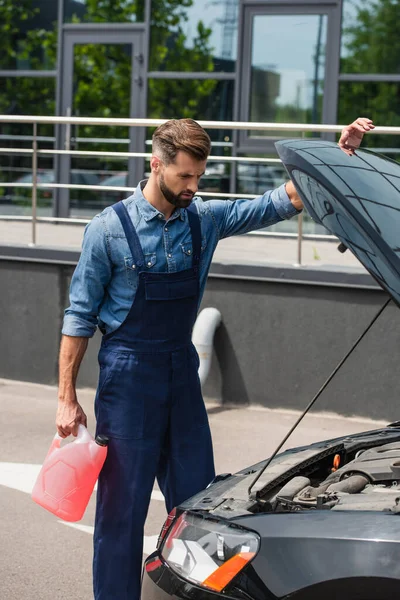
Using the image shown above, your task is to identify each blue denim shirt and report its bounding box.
[62,181,300,337]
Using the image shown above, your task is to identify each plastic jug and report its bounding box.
[32,424,108,522]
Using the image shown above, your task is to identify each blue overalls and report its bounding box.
[93,201,216,600]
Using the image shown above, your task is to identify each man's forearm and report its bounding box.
[58,334,89,404]
[285,180,303,211]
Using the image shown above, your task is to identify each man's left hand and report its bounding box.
[338,117,375,155]
[284,117,375,211]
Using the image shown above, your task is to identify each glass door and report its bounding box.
[239,3,341,151]
[57,27,145,217]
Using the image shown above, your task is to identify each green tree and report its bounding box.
[148,11,217,119]
[67,0,218,206]
[66,0,216,122]
[0,0,57,104]
[0,0,57,133]
[0,0,216,126]
[0,0,57,200]
[149,0,214,72]
[0,0,218,202]
[339,0,400,149]
[66,0,217,145]
[69,0,144,23]
[0,0,57,80]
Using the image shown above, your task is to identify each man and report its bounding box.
[56,116,373,599]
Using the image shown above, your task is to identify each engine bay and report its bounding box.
[270,440,400,514]
[187,429,400,518]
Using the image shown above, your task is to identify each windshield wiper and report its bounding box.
[248,296,392,499]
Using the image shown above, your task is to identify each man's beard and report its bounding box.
[159,174,194,208]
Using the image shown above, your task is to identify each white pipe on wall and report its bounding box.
[192,308,222,386]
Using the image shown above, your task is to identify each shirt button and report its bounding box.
[158,214,163,219]
[188,250,192,255]
[147,262,152,267]
[168,253,172,258]
[165,227,168,232]
[132,264,136,269]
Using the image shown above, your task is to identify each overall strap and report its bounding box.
[112,201,145,268]
[186,204,201,269]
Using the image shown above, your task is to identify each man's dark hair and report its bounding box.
[152,118,211,164]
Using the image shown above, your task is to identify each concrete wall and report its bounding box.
[201,279,399,421]
[1,250,399,421]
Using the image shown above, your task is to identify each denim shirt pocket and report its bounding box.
[124,253,157,286]
[143,252,157,270]
[124,256,138,287]
[180,243,194,269]
[181,237,207,268]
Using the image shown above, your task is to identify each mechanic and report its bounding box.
[56,116,374,600]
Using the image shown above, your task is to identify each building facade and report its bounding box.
[0,0,399,221]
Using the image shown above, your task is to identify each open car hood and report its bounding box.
[275,140,400,307]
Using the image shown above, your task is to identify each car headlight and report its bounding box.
[160,511,259,592]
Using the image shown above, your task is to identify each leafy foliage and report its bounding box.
[0,0,219,206]
[69,0,144,23]
[339,0,400,149]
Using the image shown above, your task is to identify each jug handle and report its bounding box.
[44,431,62,458]
[76,423,93,444]
[47,427,92,456]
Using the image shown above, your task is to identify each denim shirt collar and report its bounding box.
[132,180,186,222]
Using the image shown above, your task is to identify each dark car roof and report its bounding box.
[276,140,400,307]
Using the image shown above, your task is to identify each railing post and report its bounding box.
[30,122,38,246]
[296,211,303,266]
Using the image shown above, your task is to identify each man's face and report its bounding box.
[156,151,207,209]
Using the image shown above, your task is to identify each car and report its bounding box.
[1,170,55,206]
[99,171,129,204]
[1,169,101,209]
[142,140,400,600]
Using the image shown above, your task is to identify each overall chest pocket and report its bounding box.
[145,276,198,301]
[180,237,207,269]
[124,253,156,287]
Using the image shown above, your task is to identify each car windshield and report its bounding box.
[16,170,54,183]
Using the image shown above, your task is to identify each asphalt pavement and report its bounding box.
[0,377,387,600]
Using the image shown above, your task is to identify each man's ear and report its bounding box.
[151,156,161,172]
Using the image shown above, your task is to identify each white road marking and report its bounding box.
[0,462,163,556]
[0,462,40,494]
[60,521,95,535]
[0,462,164,502]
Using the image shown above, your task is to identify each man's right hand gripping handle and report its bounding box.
[57,335,89,438]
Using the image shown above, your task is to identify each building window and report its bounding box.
[0,0,57,70]
[149,0,238,72]
[64,0,144,23]
[339,1,400,155]
[0,76,55,134]
[147,78,234,131]
[146,78,234,194]
[337,81,400,156]
[236,157,287,197]
[248,13,328,131]
[0,77,56,214]
[341,0,400,74]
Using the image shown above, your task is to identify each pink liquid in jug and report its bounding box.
[32,424,108,522]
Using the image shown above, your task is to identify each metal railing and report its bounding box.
[1,114,399,264]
